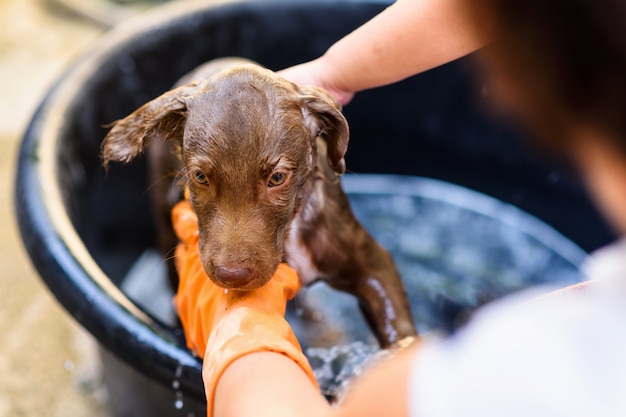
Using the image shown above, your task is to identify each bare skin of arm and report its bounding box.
[214,344,421,417]
[213,352,329,417]
[279,0,493,104]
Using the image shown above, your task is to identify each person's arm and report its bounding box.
[279,0,493,104]
[214,343,421,417]
[214,351,331,417]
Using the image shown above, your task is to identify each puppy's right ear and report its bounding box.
[101,83,201,167]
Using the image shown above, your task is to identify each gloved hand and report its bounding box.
[172,200,318,416]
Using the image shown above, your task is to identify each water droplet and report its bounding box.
[175,363,183,378]
[174,391,184,409]
[172,380,180,390]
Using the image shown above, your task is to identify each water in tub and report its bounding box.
[121,174,587,401]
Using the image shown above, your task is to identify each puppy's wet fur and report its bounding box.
[102,58,416,347]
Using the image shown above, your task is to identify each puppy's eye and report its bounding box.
[268,171,287,187]
[192,170,209,185]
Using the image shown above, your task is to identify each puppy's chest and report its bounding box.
[285,219,319,285]
[284,179,327,285]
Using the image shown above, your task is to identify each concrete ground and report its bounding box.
[0,0,158,415]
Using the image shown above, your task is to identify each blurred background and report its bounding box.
[0,0,168,415]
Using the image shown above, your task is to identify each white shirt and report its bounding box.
[409,239,626,417]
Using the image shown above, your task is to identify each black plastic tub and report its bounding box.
[15,0,614,416]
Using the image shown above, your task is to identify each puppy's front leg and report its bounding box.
[324,217,417,348]
[346,234,417,347]
[296,171,417,347]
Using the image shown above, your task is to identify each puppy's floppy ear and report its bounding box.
[101,82,203,167]
[299,86,350,174]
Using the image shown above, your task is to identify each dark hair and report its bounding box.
[478,0,626,156]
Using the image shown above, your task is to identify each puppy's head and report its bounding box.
[102,63,349,290]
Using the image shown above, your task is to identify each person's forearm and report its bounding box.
[213,343,422,417]
[318,0,493,93]
[214,351,331,417]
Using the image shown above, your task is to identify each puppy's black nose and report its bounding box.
[214,265,255,286]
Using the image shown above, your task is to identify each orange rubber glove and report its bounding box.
[172,200,318,416]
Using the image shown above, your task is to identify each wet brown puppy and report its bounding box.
[102,58,416,347]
